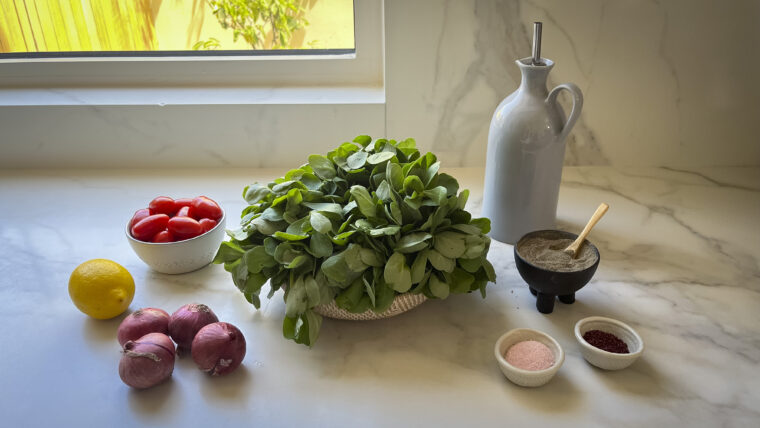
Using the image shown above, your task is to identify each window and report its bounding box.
[0,1,385,169]
[0,0,381,89]
[0,0,355,55]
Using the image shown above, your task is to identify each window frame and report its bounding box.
[0,0,383,90]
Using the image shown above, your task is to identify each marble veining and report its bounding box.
[0,166,758,426]
[385,0,760,168]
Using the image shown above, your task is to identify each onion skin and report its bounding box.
[191,322,246,376]
[119,333,175,389]
[168,303,219,350]
[117,308,170,347]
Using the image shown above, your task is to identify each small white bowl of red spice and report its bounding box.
[126,196,226,274]
[574,316,644,370]
[494,328,565,387]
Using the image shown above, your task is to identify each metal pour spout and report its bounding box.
[532,22,543,65]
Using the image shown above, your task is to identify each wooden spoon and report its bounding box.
[564,203,609,258]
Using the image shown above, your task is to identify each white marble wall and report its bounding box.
[2,0,758,169]
[385,0,760,167]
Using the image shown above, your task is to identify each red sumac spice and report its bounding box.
[582,329,629,354]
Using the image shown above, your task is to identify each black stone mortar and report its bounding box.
[514,230,600,314]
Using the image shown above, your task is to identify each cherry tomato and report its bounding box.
[191,196,223,221]
[176,206,193,218]
[131,214,170,242]
[168,216,203,240]
[199,218,217,233]
[152,230,174,243]
[129,208,150,229]
[149,196,177,216]
[174,198,193,208]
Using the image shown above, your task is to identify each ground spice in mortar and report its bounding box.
[504,340,555,371]
[582,329,629,354]
[517,231,598,272]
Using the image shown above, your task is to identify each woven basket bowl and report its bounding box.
[313,292,427,321]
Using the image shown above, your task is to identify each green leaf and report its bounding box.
[410,251,428,283]
[308,154,336,179]
[457,189,470,209]
[458,257,481,273]
[285,276,308,318]
[302,202,343,215]
[331,230,355,245]
[384,252,412,292]
[428,248,455,272]
[303,310,322,345]
[423,186,448,205]
[262,206,284,222]
[241,271,266,309]
[470,217,491,234]
[343,244,368,272]
[243,183,271,204]
[283,316,298,340]
[403,175,424,195]
[462,236,486,259]
[388,201,402,224]
[450,268,474,294]
[357,247,382,267]
[353,135,372,146]
[482,257,496,282]
[448,224,482,235]
[373,278,396,313]
[435,173,459,196]
[274,231,309,241]
[263,237,278,256]
[425,161,440,186]
[214,241,244,264]
[335,278,364,310]
[369,225,401,237]
[321,253,349,284]
[274,242,301,264]
[363,277,376,307]
[386,162,404,190]
[376,180,393,202]
[367,151,395,164]
[304,276,320,307]
[309,211,333,234]
[395,232,432,253]
[433,231,467,258]
[350,295,372,313]
[350,185,377,218]
[287,255,310,270]
[346,150,369,170]
[428,273,450,299]
[253,216,284,235]
[309,232,333,258]
[244,246,277,273]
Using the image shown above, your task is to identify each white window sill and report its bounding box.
[0,85,385,107]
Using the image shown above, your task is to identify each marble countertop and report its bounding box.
[1,166,758,427]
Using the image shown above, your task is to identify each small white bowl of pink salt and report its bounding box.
[494,328,564,387]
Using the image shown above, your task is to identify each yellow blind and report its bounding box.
[0,0,156,53]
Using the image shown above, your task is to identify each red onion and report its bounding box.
[117,308,170,347]
[168,303,219,350]
[119,333,175,389]
[191,322,246,376]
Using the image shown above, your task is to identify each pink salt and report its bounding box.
[504,340,555,371]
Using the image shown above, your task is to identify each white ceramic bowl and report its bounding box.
[494,328,565,387]
[574,316,644,370]
[126,210,226,274]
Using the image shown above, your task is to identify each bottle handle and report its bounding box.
[546,83,583,142]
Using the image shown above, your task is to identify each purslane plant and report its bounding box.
[214,136,496,346]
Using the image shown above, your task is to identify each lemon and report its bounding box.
[69,259,135,319]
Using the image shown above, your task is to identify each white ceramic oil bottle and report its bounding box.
[481,22,583,244]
